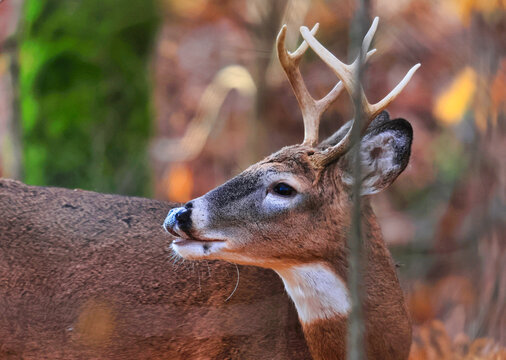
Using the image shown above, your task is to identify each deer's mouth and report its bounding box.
[170,227,226,246]
[171,234,227,260]
[172,236,225,245]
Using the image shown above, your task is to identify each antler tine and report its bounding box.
[277,24,376,147]
[299,17,378,105]
[288,23,319,61]
[277,23,334,147]
[360,17,379,66]
[369,63,421,114]
[300,17,421,167]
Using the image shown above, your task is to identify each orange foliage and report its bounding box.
[490,59,506,128]
[433,67,476,126]
[163,163,194,203]
[452,0,506,25]
[408,276,476,325]
[410,321,506,360]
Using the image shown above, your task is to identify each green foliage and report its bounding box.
[19,0,159,196]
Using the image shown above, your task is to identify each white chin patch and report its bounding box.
[171,239,227,260]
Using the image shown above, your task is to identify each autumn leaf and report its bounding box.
[164,0,208,18]
[409,321,506,360]
[0,55,8,76]
[433,67,476,126]
[489,59,506,128]
[164,163,194,203]
[452,0,506,25]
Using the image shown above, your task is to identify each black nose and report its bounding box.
[176,207,192,232]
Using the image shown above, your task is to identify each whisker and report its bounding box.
[197,265,201,292]
[205,260,212,278]
[225,264,240,302]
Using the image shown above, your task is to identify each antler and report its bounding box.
[276,24,376,147]
[298,17,420,167]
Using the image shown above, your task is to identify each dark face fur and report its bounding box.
[164,114,412,270]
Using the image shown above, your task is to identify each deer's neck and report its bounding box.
[275,205,411,360]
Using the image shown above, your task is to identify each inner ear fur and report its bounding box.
[338,117,413,195]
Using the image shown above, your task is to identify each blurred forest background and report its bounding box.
[0,0,504,358]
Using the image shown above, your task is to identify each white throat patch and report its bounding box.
[276,263,351,324]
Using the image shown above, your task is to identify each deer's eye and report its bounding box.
[272,183,296,197]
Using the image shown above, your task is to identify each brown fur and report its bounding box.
[0,179,310,359]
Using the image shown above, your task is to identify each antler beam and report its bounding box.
[276,23,376,147]
[299,17,420,167]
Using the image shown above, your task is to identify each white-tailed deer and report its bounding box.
[164,17,420,360]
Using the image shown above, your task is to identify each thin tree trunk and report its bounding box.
[347,1,371,359]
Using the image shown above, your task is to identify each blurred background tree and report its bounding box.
[18,0,159,196]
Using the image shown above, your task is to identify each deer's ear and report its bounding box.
[339,118,413,195]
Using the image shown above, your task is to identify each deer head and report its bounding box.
[163,18,419,271]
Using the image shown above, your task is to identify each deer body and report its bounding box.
[0,179,310,359]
